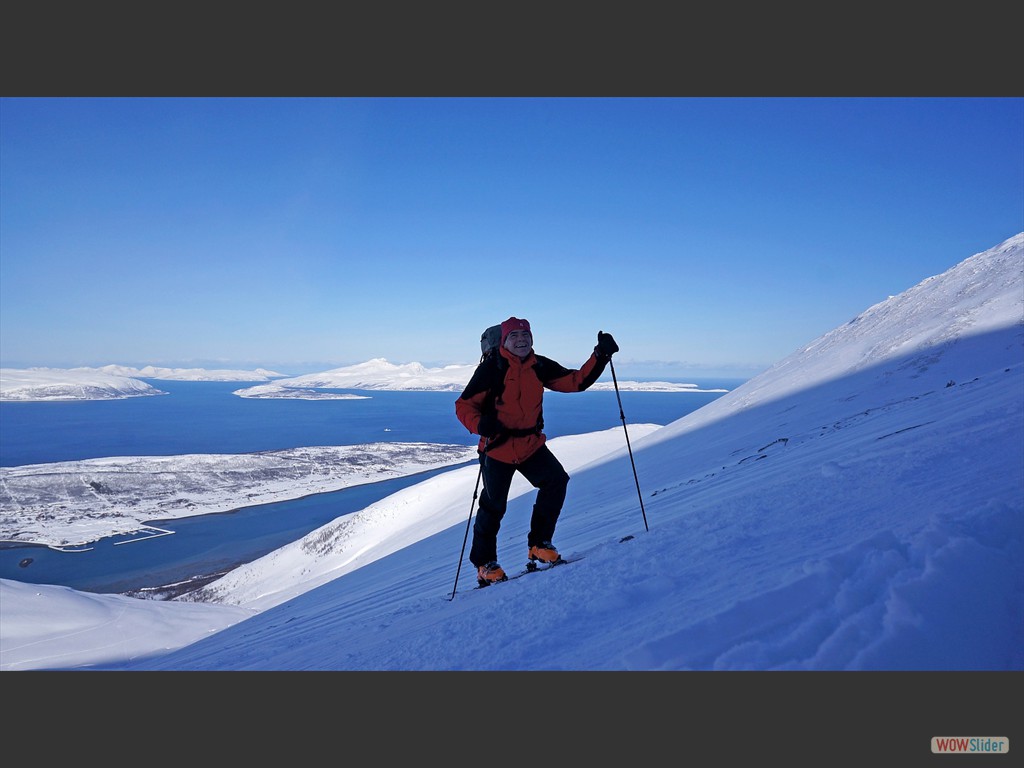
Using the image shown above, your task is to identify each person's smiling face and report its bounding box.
[504,329,533,359]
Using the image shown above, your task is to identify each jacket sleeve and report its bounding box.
[537,352,608,393]
[455,389,487,434]
[454,360,495,434]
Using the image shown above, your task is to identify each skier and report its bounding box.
[455,316,619,586]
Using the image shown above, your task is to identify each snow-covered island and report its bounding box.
[253,358,477,393]
[0,368,170,402]
[0,365,288,402]
[78,364,289,381]
[231,385,371,400]
[1,358,726,402]
[234,360,728,398]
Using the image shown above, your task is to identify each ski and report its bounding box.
[515,555,580,579]
[474,556,580,589]
[464,535,639,593]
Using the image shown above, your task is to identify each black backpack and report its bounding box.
[480,324,502,362]
[470,324,509,417]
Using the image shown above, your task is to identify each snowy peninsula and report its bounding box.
[0,443,479,548]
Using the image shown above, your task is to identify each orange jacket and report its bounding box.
[455,344,608,464]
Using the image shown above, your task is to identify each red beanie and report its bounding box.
[500,316,531,346]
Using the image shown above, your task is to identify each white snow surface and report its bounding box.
[0,233,1021,673]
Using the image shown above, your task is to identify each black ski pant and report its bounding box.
[470,444,570,567]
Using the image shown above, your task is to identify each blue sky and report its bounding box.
[1,97,1021,378]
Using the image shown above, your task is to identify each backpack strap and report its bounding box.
[480,354,507,415]
[459,354,507,413]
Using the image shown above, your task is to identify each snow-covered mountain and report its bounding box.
[261,358,475,392]
[234,358,723,396]
[0,367,169,401]
[82,364,289,381]
[1,358,712,402]
[0,364,286,401]
[1,233,1021,677]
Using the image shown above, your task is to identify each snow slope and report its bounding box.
[4,233,1018,676]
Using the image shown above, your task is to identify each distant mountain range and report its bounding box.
[1,358,718,401]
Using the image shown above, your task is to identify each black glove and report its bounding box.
[477,411,503,438]
[595,331,619,360]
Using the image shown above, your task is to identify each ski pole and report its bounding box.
[609,357,649,532]
[449,452,485,600]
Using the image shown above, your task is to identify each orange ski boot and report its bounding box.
[527,541,563,570]
[476,561,508,587]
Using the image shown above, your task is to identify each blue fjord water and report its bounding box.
[0,379,740,594]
